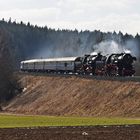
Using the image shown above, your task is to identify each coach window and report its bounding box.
[64,62,67,67]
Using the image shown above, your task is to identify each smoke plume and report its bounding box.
[92,40,139,58]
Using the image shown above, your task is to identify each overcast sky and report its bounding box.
[0,0,140,35]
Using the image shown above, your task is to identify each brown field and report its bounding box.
[0,125,140,140]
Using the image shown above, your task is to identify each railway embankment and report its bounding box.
[4,74,140,117]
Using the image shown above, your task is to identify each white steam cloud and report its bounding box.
[92,40,139,57]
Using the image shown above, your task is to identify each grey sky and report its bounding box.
[0,0,140,35]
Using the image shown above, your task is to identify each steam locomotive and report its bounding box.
[20,53,136,76]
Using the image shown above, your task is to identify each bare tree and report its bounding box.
[0,30,21,102]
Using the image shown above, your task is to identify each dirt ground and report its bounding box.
[0,125,140,140]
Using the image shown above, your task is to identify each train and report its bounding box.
[20,52,137,76]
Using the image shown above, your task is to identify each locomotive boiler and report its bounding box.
[76,53,106,75]
[105,53,136,76]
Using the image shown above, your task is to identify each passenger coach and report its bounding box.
[20,57,82,73]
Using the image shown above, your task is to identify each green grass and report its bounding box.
[0,115,139,128]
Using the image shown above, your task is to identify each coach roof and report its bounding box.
[21,57,79,63]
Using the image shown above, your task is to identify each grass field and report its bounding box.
[0,115,139,128]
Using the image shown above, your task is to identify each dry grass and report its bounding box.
[4,74,140,117]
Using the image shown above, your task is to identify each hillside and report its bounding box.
[4,74,140,117]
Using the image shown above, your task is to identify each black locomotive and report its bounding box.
[76,53,136,76]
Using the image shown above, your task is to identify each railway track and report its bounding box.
[19,71,140,82]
